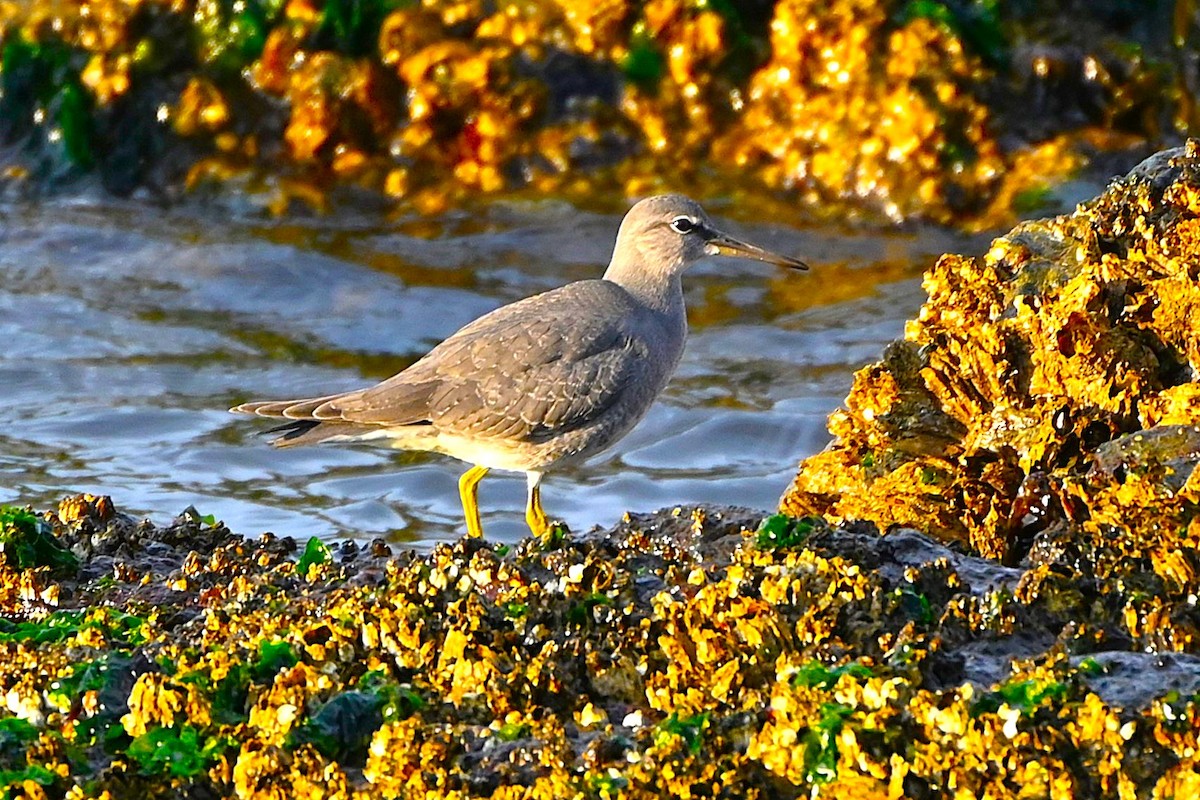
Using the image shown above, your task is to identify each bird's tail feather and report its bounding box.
[262,420,367,448]
[231,392,353,420]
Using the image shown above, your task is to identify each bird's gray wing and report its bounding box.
[322,281,649,442]
[232,385,434,425]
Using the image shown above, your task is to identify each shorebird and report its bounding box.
[232,195,808,539]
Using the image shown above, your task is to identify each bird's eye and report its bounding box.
[669,216,696,235]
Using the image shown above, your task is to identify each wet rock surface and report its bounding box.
[1076,652,1200,711]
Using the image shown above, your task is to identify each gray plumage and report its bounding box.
[232,195,808,537]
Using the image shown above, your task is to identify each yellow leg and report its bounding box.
[525,472,549,538]
[458,465,490,538]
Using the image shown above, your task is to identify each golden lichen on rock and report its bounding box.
[2,481,1200,797]
[713,0,1008,223]
[784,140,1200,646]
[0,0,1158,223]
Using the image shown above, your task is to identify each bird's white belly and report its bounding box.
[372,426,536,472]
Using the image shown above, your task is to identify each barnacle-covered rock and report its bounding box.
[0,0,1187,222]
[714,0,1005,223]
[784,141,1200,654]
[3,488,1200,797]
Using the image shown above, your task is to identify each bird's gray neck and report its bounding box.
[602,263,685,317]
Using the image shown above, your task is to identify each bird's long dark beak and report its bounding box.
[703,227,809,271]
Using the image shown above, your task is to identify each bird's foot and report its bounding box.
[537,520,570,548]
[525,480,568,545]
[525,506,548,538]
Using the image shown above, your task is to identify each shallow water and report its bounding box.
[0,197,981,548]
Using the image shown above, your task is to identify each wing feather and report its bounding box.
[232,280,650,444]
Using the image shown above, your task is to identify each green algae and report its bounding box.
[791,661,874,690]
[621,22,666,90]
[289,691,384,763]
[0,609,144,646]
[589,772,630,798]
[355,670,425,722]
[898,0,1008,67]
[971,676,1071,717]
[0,611,84,645]
[801,702,854,785]
[890,586,935,625]
[755,513,820,550]
[316,0,404,57]
[655,712,709,756]
[0,35,94,174]
[192,0,282,73]
[0,763,57,795]
[0,506,77,574]
[567,592,614,626]
[181,506,220,527]
[126,724,230,778]
[295,536,332,576]
[493,720,532,743]
[253,639,298,679]
[0,718,38,774]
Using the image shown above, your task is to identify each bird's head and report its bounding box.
[606,194,809,285]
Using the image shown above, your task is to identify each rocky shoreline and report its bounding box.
[5,144,1200,797]
[2,490,1198,798]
